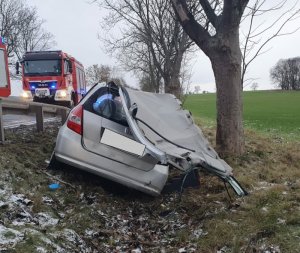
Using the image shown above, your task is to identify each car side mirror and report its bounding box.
[129,103,138,118]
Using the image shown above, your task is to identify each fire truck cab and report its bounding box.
[0,37,11,97]
[20,50,86,107]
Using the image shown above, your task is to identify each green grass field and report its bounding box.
[184,90,300,139]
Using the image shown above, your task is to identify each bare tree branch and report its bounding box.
[199,0,219,28]
[0,0,56,61]
[98,0,195,97]
[241,0,300,86]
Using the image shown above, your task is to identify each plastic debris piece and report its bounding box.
[49,183,60,190]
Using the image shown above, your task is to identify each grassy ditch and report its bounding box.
[183,123,300,252]
[0,121,299,252]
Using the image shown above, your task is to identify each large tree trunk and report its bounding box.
[171,0,249,156]
[164,51,184,98]
[165,75,182,98]
[210,32,244,156]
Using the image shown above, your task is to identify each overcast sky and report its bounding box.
[26,0,300,92]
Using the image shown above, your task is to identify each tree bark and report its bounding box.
[210,31,244,155]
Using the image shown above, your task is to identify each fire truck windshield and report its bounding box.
[0,49,9,88]
[24,60,62,76]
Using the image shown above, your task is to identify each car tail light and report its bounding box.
[67,105,83,135]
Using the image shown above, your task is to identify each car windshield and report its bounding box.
[23,60,62,76]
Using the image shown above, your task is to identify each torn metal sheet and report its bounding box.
[120,87,247,196]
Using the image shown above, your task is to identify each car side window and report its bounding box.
[84,86,128,127]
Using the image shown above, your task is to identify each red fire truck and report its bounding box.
[19,50,86,107]
[0,37,11,97]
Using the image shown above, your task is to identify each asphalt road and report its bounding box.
[1,96,66,129]
[2,114,59,129]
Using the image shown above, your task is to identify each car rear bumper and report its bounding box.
[54,126,169,196]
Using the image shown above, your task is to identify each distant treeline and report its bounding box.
[270,57,300,90]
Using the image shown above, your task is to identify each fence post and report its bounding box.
[58,108,68,124]
[0,99,4,143]
[30,104,44,132]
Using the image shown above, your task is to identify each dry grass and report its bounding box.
[183,120,300,252]
[0,122,299,252]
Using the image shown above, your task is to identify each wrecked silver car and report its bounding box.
[50,82,247,196]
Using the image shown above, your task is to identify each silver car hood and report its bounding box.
[120,88,247,196]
